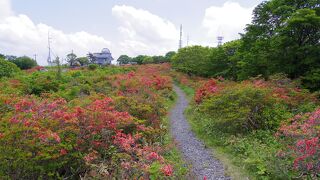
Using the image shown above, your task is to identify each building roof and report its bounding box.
[92,48,113,60]
[101,48,111,54]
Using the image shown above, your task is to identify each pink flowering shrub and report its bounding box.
[277,108,320,177]
[195,79,221,104]
[0,64,177,179]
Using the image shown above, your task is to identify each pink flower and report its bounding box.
[121,162,131,170]
[84,151,98,163]
[60,149,68,155]
[51,133,61,143]
[161,164,173,176]
[147,152,161,161]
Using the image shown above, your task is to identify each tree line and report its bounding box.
[171,0,320,91]
[117,51,176,65]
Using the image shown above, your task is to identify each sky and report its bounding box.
[0,0,264,65]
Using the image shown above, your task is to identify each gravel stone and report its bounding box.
[170,85,231,180]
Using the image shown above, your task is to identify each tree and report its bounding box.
[152,56,166,64]
[240,0,320,80]
[66,52,77,67]
[55,57,62,80]
[165,51,176,62]
[0,57,20,78]
[208,40,242,79]
[87,53,96,64]
[172,46,213,76]
[9,56,37,70]
[5,55,16,61]
[117,55,132,65]
[0,54,5,59]
[132,55,147,65]
[76,57,89,66]
[142,56,154,64]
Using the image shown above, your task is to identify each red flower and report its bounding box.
[161,164,173,176]
[51,133,61,143]
[147,152,161,161]
[60,149,68,156]
[195,79,220,104]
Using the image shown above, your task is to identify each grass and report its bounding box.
[179,84,195,99]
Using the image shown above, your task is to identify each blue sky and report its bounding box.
[1,0,264,65]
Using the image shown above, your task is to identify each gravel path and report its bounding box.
[170,85,230,180]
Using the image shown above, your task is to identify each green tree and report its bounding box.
[132,55,147,65]
[152,56,166,64]
[240,0,320,80]
[117,55,132,65]
[9,56,37,70]
[55,57,62,80]
[142,56,154,64]
[208,40,242,80]
[275,8,320,78]
[76,57,89,66]
[0,58,20,78]
[172,46,213,76]
[66,52,77,67]
[165,51,176,62]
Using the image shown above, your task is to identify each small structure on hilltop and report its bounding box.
[88,48,114,65]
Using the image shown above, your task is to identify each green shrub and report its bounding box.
[302,68,320,92]
[88,64,98,70]
[9,56,37,70]
[198,83,292,134]
[24,73,60,95]
[0,58,20,78]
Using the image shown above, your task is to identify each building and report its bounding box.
[89,48,114,65]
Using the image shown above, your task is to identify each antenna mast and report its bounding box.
[47,31,53,66]
[34,54,37,64]
[217,36,224,46]
[179,24,183,49]
[187,34,189,47]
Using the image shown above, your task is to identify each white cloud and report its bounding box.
[0,0,13,21]
[0,0,111,65]
[112,5,179,57]
[202,2,254,45]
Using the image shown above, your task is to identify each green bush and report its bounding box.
[24,73,60,95]
[198,84,291,134]
[88,64,98,70]
[302,68,320,92]
[0,58,20,78]
[9,56,37,70]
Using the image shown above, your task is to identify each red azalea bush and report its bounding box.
[0,64,176,179]
[171,71,207,89]
[0,95,174,179]
[195,79,221,104]
[277,108,320,177]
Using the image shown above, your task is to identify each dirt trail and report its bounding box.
[170,85,230,180]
